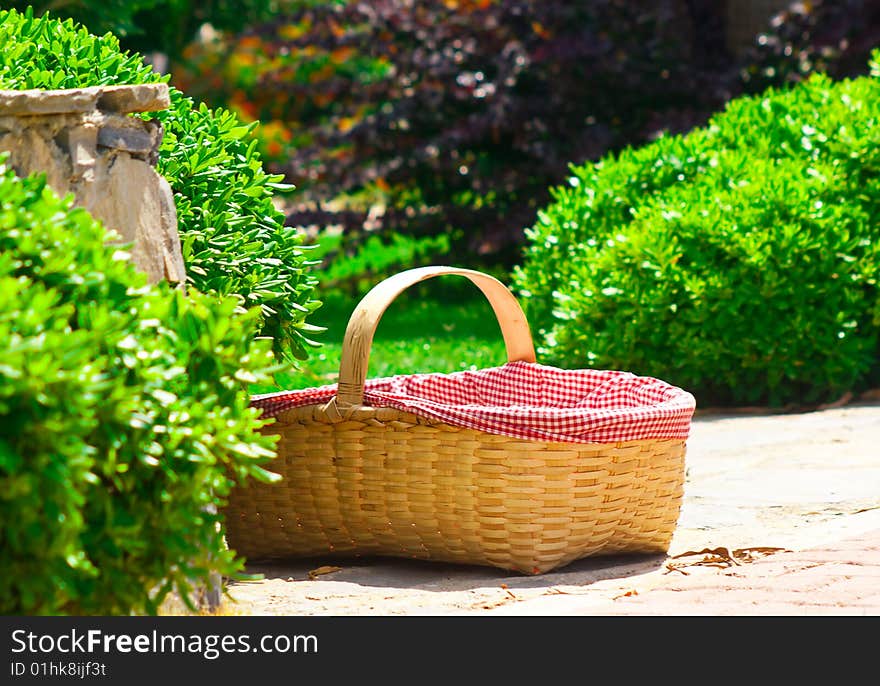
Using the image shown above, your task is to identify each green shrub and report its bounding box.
[306,229,451,296]
[0,161,282,615]
[514,63,880,407]
[0,7,322,363]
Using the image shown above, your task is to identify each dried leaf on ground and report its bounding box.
[664,546,788,575]
[308,565,343,580]
[613,589,639,600]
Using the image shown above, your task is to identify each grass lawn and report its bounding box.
[250,285,510,394]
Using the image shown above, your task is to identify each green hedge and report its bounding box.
[514,58,880,406]
[0,161,283,615]
[0,7,322,363]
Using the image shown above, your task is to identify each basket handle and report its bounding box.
[331,266,536,410]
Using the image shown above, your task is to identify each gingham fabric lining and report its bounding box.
[250,361,696,444]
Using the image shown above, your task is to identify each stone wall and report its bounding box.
[0,83,186,285]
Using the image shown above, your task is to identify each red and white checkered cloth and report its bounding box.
[250,361,696,444]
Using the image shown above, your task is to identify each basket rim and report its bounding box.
[252,360,696,445]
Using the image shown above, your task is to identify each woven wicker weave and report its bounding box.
[224,267,687,574]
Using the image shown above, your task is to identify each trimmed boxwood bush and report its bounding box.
[0,161,282,615]
[0,7,322,363]
[514,56,880,407]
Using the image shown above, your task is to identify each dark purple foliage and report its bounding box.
[261,1,736,268]
[740,0,880,92]
[215,0,880,279]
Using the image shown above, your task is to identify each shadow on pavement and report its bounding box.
[230,551,667,593]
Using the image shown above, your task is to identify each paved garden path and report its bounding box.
[227,401,880,615]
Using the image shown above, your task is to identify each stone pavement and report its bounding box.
[486,528,880,616]
[227,401,880,616]
[606,527,880,615]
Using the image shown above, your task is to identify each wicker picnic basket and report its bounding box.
[224,266,695,574]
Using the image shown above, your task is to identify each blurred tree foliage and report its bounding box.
[739,0,880,93]
[176,0,739,276]
[15,1,880,288]
[3,1,282,60]
[175,0,880,284]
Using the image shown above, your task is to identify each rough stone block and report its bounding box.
[87,153,186,285]
[62,124,98,182]
[97,120,162,157]
[0,87,100,116]
[0,128,72,197]
[96,83,171,114]
[0,84,182,285]
[0,83,170,117]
